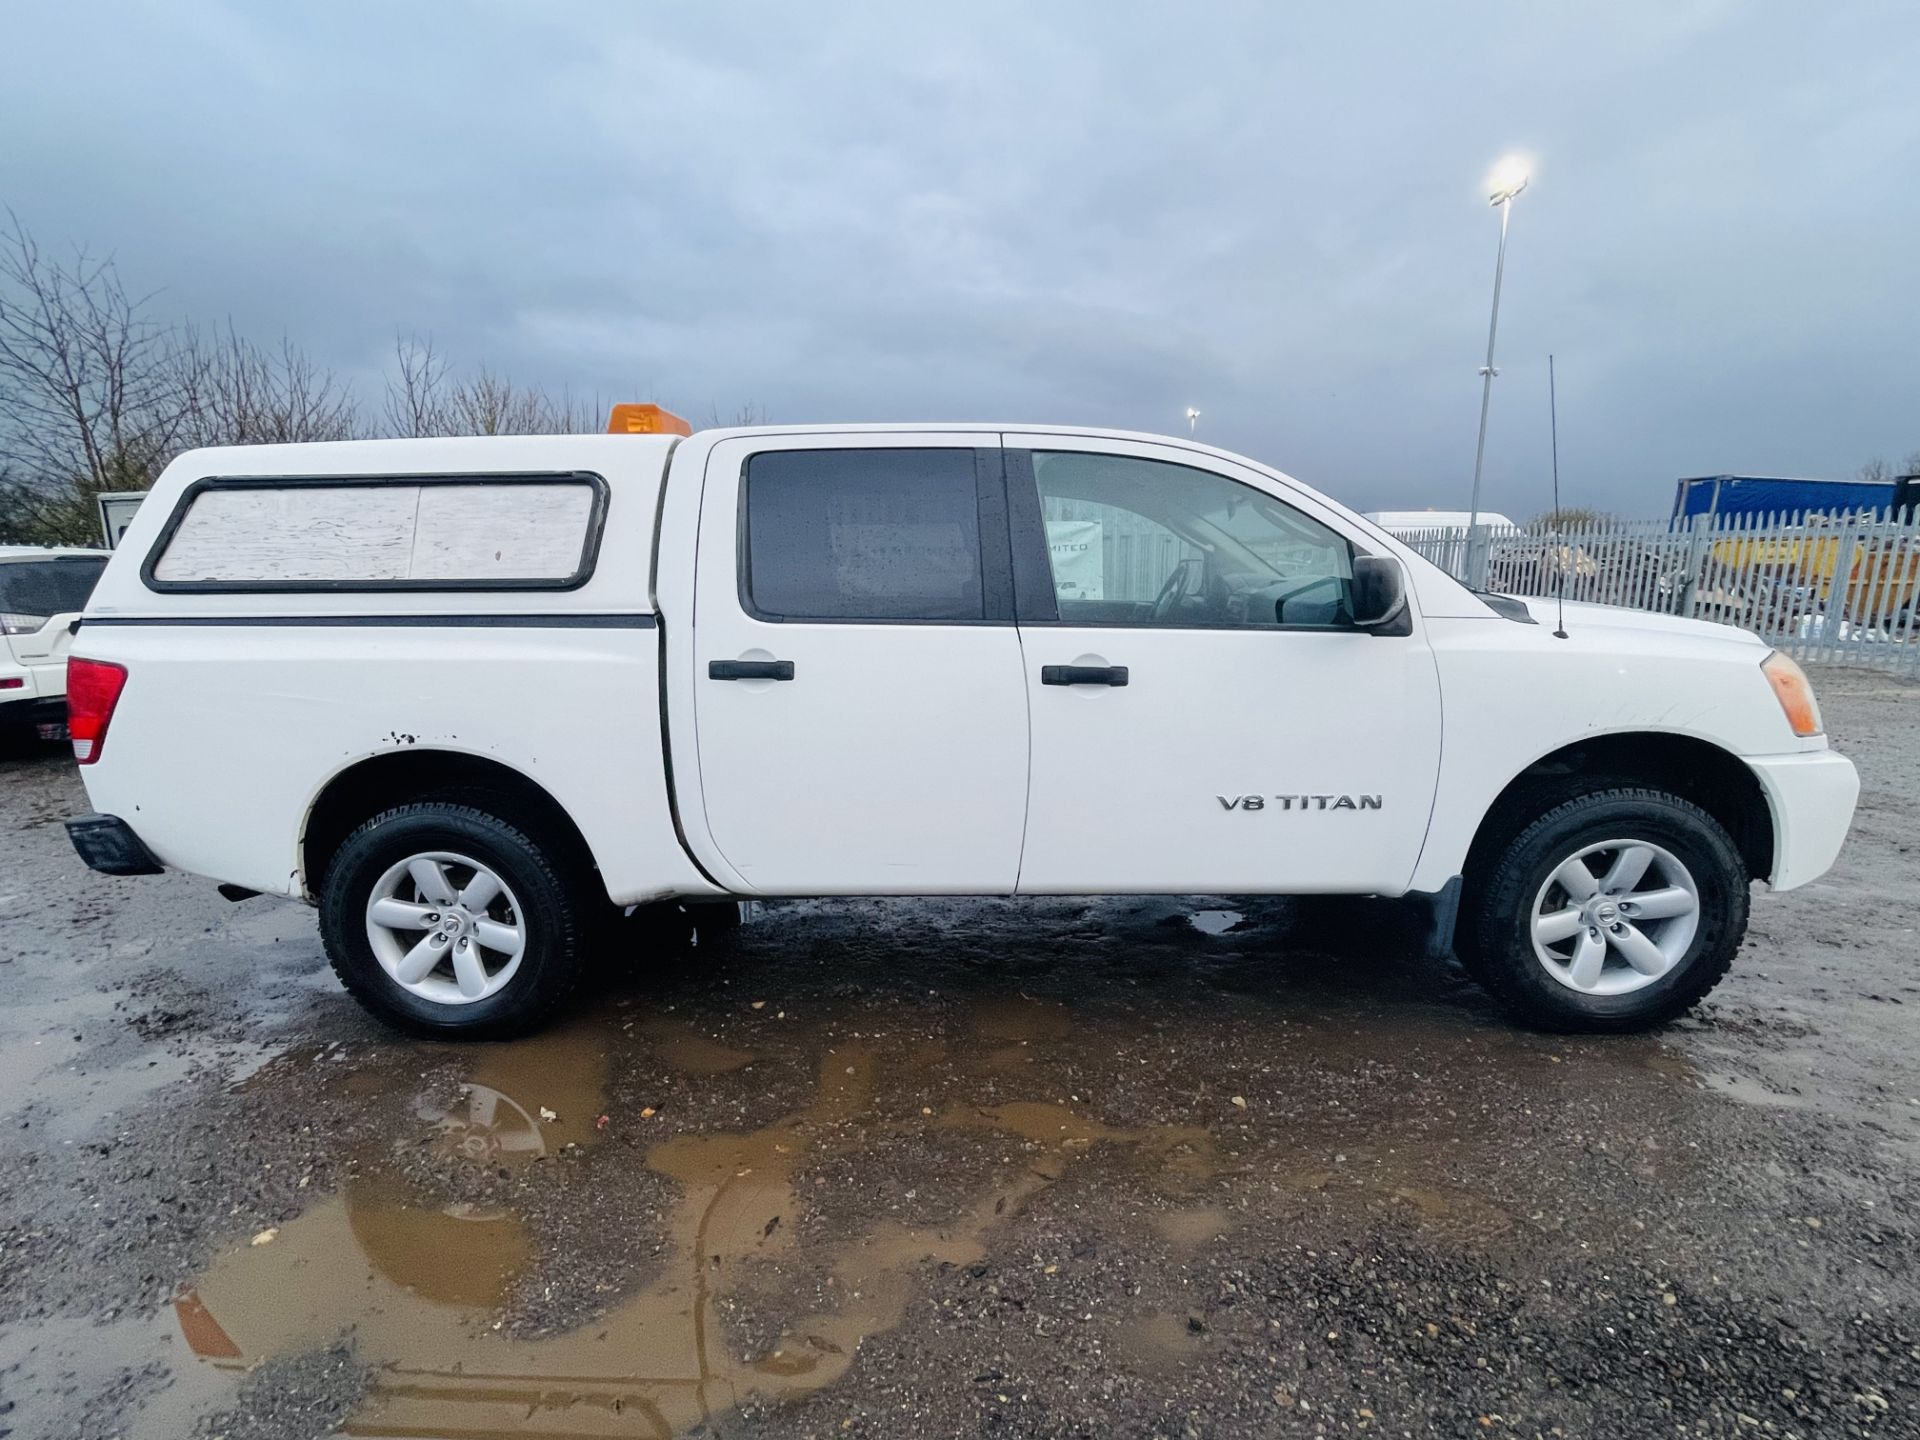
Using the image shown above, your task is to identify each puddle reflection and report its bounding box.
[172,1001,1218,1437]
[170,979,1719,1437]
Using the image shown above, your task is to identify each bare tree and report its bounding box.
[173,323,359,448]
[0,222,672,543]
[0,215,184,505]
[706,400,767,429]
[445,366,597,435]
[1526,506,1614,531]
[380,337,596,437]
[0,465,93,544]
[1858,457,1892,485]
[381,333,453,438]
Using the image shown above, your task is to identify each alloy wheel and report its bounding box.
[364,850,527,1005]
[1529,838,1700,996]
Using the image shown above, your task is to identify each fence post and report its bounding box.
[1677,514,1713,618]
[1464,524,1491,590]
[1822,516,1863,665]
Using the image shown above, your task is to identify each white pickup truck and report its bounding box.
[62,415,1859,1037]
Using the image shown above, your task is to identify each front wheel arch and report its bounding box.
[1461,732,1775,891]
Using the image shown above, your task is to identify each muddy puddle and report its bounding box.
[151,976,1730,1440]
[163,998,1224,1437]
[147,918,1734,1436]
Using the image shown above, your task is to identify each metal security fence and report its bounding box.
[1398,511,1920,679]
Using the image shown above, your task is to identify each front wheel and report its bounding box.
[319,801,587,1038]
[1460,788,1750,1032]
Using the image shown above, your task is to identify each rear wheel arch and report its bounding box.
[301,750,604,904]
[1463,731,1774,891]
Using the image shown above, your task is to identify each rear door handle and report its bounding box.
[1041,664,1128,687]
[708,659,795,681]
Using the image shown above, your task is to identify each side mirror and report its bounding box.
[1350,556,1410,634]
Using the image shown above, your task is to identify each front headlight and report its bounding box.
[1761,651,1823,738]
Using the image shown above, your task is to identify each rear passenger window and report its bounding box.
[742,449,985,621]
[147,475,605,591]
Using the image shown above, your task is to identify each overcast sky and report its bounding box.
[4,1,1916,518]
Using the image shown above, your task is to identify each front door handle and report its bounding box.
[709,659,795,681]
[1041,664,1128,687]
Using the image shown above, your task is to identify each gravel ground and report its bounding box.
[0,667,1917,1439]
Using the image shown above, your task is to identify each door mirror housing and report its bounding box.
[1350,556,1410,635]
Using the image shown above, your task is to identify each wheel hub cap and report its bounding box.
[363,850,527,1007]
[1529,838,1702,997]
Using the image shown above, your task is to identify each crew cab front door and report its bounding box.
[688,435,1029,895]
[1004,435,1442,895]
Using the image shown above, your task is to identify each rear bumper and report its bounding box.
[66,812,165,877]
[0,693,66,728]
[1746,750,1860,891]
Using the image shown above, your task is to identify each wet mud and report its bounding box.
[2,670,1919,1438]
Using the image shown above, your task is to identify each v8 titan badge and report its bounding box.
[1217,794,1383,812]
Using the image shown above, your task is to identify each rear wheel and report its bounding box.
[1460,787,1749,1032]
[319,802,587,1038]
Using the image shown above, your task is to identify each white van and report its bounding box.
[1363,510,1517,535]
[1,546,108,736]
[62,415,1858,1037]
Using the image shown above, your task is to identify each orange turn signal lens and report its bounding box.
[1761,651,1823,737]
[606,403,693,437]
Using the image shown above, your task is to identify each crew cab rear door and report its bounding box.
[687,434,1029,894]
[1003,434,1442,894]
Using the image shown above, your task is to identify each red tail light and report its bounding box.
[67,657,128,764]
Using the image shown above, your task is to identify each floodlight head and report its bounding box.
[1488,154,1531,205]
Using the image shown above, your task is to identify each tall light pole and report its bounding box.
[1465,154,1530,584]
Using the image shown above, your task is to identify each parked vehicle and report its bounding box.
[1671,473,1919,525]
[1363,508,1516,537]
[1706,518,1920,633]
[63,416,1859,1036]
[1,546,109,738]
[97,490,148,549]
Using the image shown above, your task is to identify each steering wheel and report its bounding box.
[1267,575,1343,623]
[1151,559,1201,622]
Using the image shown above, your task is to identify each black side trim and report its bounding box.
[973,447,1017,623]
[79,613,657,629]
[66,813,165,876]
[1002,449,1061,623]
[1475,592,1539,625]
[142,470,610,594]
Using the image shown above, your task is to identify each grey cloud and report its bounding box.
[3,0,1915,519]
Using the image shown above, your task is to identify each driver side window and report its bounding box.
[1029,451,1356,628]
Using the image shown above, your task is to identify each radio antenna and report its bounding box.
[1549,353,1568,638]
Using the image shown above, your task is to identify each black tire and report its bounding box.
[319,801,587,1039]
[1459,787,1749,1032]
